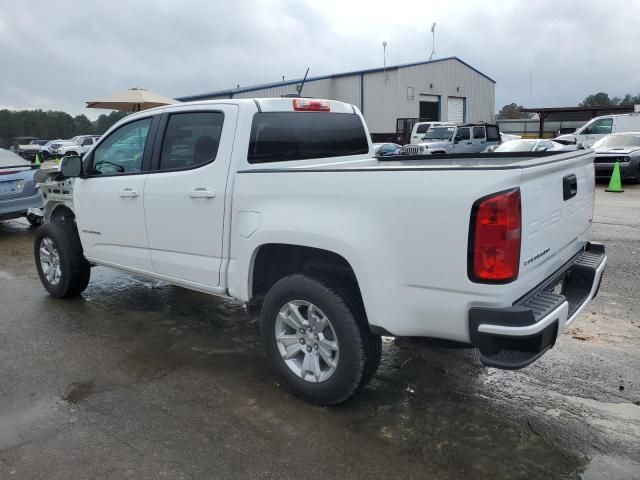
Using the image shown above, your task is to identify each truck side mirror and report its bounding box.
[60,155,83,178]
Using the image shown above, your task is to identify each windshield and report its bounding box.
[494,140,535,152]
[423,127,454,140]
[593,134,640,149]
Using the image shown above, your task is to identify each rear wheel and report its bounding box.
[34,221,90,298]
[260,273,380,405]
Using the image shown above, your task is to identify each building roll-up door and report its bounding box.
[447,97,465,123]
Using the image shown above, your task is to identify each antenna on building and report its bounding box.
[429,23,437,60]
[296,67,310,97]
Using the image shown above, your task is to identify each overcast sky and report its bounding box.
[2,0,639,119]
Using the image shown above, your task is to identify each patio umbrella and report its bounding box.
[86,87,178,112]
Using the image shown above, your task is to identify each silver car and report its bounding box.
[0,148,43,225]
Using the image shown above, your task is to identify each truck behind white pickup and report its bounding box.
[34,98,607,405]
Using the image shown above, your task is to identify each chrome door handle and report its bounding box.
[189,188,216,198]
[119,188,138,198]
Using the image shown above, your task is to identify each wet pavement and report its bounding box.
[1,185,639,479]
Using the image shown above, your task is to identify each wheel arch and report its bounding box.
[248,243,369,325]
[46,203,76,224]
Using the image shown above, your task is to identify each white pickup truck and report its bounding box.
[34,98,607,405]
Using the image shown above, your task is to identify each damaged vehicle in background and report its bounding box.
[0,148,43,225]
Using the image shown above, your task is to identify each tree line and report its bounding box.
[0,109,129,148]
[497,92,640,119]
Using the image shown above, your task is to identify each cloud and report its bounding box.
[1,0,639,119]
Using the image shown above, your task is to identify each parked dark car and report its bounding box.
[0,148,43,225]
[373,143,401,156]
[593,133,640,183]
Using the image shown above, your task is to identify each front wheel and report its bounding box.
[34,221,91,298]
[260,273,380,405]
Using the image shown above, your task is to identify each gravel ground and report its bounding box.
[0,183,638,479]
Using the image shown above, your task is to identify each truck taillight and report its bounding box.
[468,188,521,283]
[292,99,330,111]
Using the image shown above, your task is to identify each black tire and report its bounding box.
[26,213,43,227]
[260,273,378,405]
[34,221,90,298]
[66,151,78,157]
[310,271,381,390]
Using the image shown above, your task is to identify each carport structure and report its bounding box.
[521,104,637,138]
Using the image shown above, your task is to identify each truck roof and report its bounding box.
[127,98,358,116]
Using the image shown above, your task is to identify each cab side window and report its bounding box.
[472,126,485,139]
[91,118,151,175]
[455,128,470,141]
[159,112,224,171]
[585,118,613,135]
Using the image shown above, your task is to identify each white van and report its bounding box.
[556,113,640,148]
[410,121,455,144]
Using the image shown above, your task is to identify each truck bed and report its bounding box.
[233,148,596,341]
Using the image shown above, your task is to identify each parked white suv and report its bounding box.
[402,123,502,155]
[409,121,455,144]
[56,135,100,157]
[35,98,606,405]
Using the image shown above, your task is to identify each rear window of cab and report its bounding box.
[248,112,369,163]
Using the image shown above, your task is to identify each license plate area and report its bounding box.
[0,181,18,194]
[543,272,568,296]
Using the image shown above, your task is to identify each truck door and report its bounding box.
[579,117,613,147]
[471,126,487,152]
[143,106,238,288]
[74,116,157,272]
[452,127,472,153]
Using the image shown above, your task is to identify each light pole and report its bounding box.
[382,40,388,137]
[429,23,437,60]
[382,41,388,84]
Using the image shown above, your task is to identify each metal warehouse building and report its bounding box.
[179,56,495,142]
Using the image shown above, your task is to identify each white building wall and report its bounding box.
[198,58,494,135]
[232,78,333,100]
[332,75,361,109]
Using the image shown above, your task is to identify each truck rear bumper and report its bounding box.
[468,242,607,370]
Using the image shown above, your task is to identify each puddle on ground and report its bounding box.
[62,379,96,404]
[581,454,640,480]
[0,396,64,450]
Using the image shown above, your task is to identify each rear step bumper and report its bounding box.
[468,242,607,370]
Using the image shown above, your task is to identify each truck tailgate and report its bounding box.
[518,152,595,290]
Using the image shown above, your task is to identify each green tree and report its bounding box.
[0,109,130,147]
[579,92,640,107]
[580,92,616,107]
[94,111,128,134]
[620,93,640,105]
[74,114,93,134]
[497,103,532,119]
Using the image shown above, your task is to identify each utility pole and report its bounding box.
[429,23,437,60]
